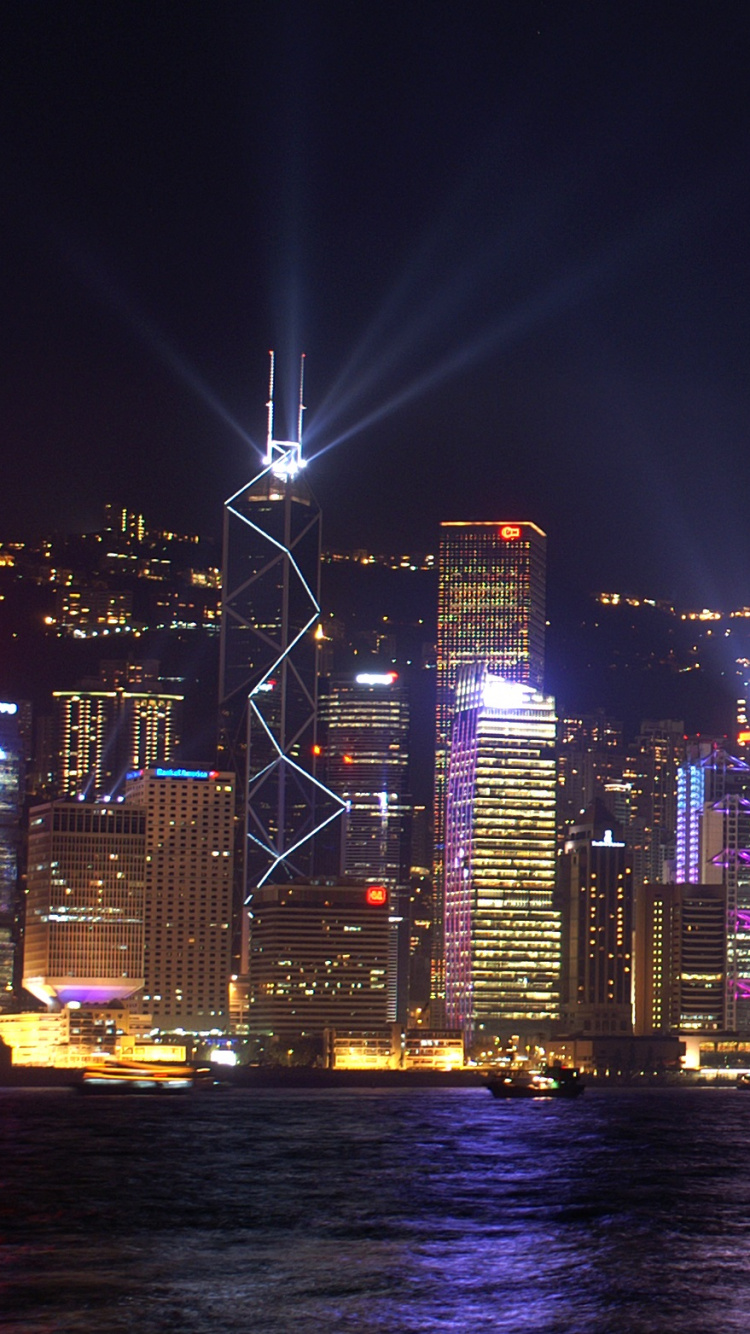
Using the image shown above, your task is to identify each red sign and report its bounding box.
[366,885,387,906]
[500,524,521,540]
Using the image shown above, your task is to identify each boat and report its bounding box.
[737,1073,750,1090]
[486,1064,584,1099]
[78,1057,216,1093]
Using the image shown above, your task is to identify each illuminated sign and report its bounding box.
[0,702,18,715]
[499,525,521,540]
[355,672,398,685]
[151,768,220,781]
[592,829,625,848]
[366,885,388,906]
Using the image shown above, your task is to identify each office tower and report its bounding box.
[125,767,235,1032]
[53,677,183,798]
[634,882,727,1033]
[321,670,411,880]
[674,744,750,1031]
[320,669,411,1021]
[0,702,24,1010]
[623,719,684,886]
[23,801,146,1007]
[248,878,390,1041]
[559,802,633,1035]
[556,712,623,835]
[218,356,344,971]
[434,521,547,998]
[443,665,559,1037]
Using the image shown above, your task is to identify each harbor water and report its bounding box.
[2,1085,750,1332]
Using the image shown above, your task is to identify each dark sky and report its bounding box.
[4,2,750,606]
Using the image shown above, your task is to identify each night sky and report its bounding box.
[4,2,750,607]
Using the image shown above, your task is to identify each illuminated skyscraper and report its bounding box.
[125,767,235,1032]
[321,671,410,885]
[0,701,24,1010]
[443,665,559,1037]
[434,521,547,997]
[218,355,344,971]
[24,801,146,1007]
[674,744,750,1031]
[320,669,411,1022]
[53,684,183,798]
[559,804,633,1035]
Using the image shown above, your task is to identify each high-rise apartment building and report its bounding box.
[125,767,235,1033]
[24,801,146,1007]
[559,803,633,1035]
[443,665,559,1037]
[434,521,547,998]
[247,878,390,1041]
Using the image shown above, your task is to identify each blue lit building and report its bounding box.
[0,702,24,1011]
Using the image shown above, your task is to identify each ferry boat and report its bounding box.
[79,1057,215,1093]
[486,1064,584,1100]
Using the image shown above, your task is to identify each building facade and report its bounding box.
[53,685,183,798]
[634,882,727,1033]
[443,665,560,1038]
[125,767,235,1033]
[24,801,146,1007]
[0,701,25,1010]
[247,878,391,1041]
[218,360,344,974]
[434,521,547,999]
[559,803,633,1035]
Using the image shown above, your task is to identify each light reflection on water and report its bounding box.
[2,1086,750,1332]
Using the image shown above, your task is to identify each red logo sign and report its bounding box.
[366,885,387,906]
[500,525,521,540]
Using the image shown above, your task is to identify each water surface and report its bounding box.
[1,1086,748,1332]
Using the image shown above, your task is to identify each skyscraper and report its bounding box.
[320,669,411,1022]
[217,356,344,971]
[559,803,633,1035]
[125,767,235,1032]
[24,801,146,1007]
[434,520,547,998]
[0,701,24,1011]
[53,681,183,798]
[443,665,559,1038]
[321,670,411,885]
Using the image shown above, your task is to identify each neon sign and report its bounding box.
[500,525,521,540]
[366,885,387,906]
[0,702,17,715]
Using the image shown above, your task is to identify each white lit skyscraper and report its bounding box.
[217,356,344,971]
[443,665,559,1037]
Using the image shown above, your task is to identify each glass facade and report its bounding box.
[218,464,344,978]
[434,522,546,997]
[444,665,559,1035]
